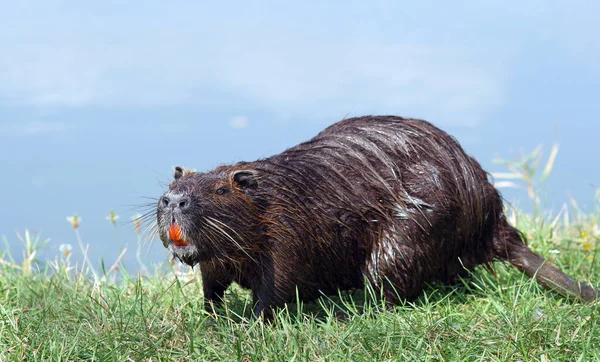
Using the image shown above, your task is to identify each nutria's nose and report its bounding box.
[160,194,191,210]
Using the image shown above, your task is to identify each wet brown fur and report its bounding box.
[156,115,598,318]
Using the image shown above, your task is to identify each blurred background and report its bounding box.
[1,1,598,272]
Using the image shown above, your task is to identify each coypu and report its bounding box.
[156,115,598,319]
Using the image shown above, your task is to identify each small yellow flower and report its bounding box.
[132,214,143,234]
[106,210,120,225]
[583,243,592,251]
[59,243,72,257]
[66,214,81,229]
[581,231,588,239]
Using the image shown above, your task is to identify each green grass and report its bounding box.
[1,207,599,361]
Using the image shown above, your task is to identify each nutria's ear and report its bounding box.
[232,170,258,190]
[174,166,184,180]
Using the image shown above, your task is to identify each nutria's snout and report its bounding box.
[156,192,195,253]
[159,194,192,211]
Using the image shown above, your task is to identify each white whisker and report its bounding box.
[205,217,257,264]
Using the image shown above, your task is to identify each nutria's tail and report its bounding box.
[496,224,599,301]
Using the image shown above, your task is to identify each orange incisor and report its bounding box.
[169,223,189,247]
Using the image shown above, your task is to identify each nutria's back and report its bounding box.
[157,115,598,318]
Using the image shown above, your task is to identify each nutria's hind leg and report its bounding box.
[363,242,426,304]
[495,223,599,301]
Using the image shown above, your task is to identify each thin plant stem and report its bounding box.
[74,229,98,281]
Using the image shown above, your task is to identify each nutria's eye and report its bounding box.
[216,187,228,195]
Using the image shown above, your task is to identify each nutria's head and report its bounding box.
[157,165,262,266]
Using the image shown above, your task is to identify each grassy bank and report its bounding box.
[1,205,599,361]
